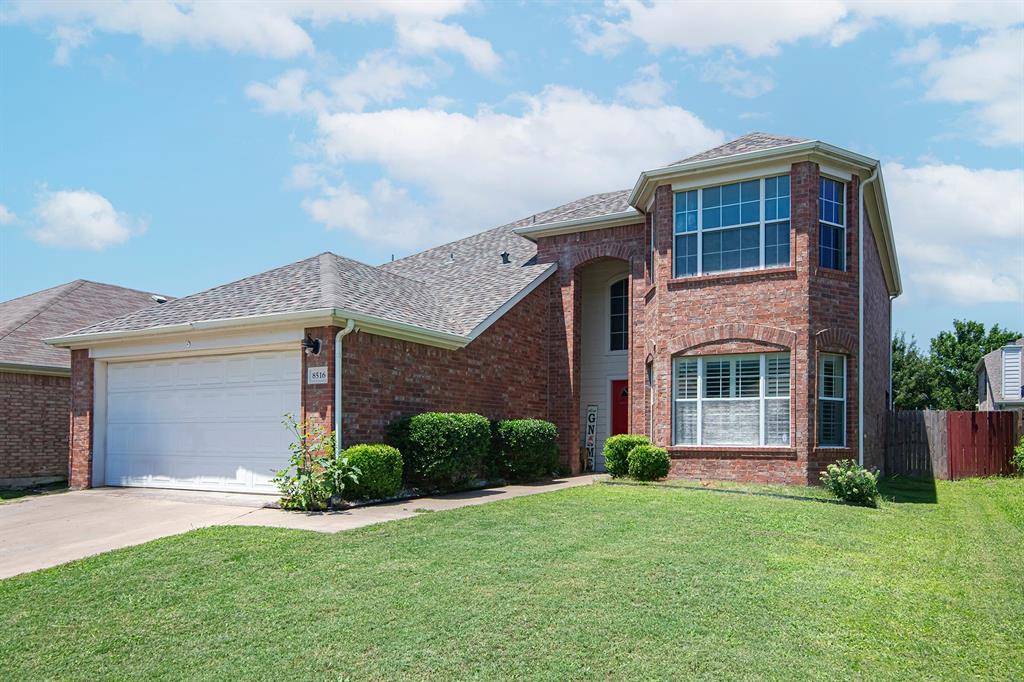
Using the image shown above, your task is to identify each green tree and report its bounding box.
[891,332,933,409]
[929,320,1020,410]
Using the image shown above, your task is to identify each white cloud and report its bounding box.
[247,54,432,115]
[895,35,941,64]
[575,0,1023,57]
[302,85,724,247]
[885,162,1024,304]
[30,189,145,250]
[302,179,437,247]
[7,0,496,71]
[615,64,671,106]
[701,53,774,98]
[394,18,500,74]
[0,204,15,224]
[920,29,1024,146]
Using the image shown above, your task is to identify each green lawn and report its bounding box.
[0,482,66,504]
[2,477,1021,680]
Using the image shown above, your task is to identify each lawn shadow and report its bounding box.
[878,476,938,504]
[602,480,848,506]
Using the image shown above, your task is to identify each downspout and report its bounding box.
[334,319,356,449]
[858,166,879,467]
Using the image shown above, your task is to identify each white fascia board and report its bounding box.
[512,210,644,241]
[0,361,70,376]
[43,308,337,349]
[330,308,467,350]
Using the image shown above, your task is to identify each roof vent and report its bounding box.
[500,251,511,264]
[151,295,168,304]
[448,252,455,263]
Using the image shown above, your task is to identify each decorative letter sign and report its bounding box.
[585,404,598,471]
[307,366,328,385]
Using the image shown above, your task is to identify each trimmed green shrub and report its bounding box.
[342,444,403,500]
[1013,435,1024,476]
[394,412,491,489]
[602,434,650,478]
[626,444,670,481]
[820,459,880,507]
[494,419,559,481]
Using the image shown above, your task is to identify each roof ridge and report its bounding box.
[0,280,87,345]
[318,253,338,309]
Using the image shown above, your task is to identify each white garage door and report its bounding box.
[105,350,300,493]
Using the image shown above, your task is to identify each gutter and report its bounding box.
[513,210,644,240]
[334,319,356,448]
[859,166,880,467]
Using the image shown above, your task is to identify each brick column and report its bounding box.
[68,349,95,489]
[301,325,340,437]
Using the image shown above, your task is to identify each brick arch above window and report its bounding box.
[669,323,797,357]
[566,244,638,273]
[813,327,857,354]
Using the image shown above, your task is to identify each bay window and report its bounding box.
[818,353,846,446]
[818,177,845,270]
[673,174,790,277]
[673,352,791,447]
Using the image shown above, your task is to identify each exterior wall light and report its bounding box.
[301,335,321,355]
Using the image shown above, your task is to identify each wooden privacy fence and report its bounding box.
[886,410,1020,480]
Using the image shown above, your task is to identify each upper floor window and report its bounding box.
[610,278,628,352]
[818,177,846,270]
[673,175,790,278]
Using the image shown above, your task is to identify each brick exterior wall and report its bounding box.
[301,325,341,435]
[536,160,891,484]
[0,371,70,485]
[68,349,94,489]
[340,279,552,448]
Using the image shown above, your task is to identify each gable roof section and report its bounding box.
[670,132,808,165]
[55,229,556,347]
[0,280,165,370]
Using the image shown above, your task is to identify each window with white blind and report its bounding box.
[817,353,846,447]
[673,352,791,447]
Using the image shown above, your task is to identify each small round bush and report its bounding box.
[342,444,403,500]
[494,419,559,481]
[1013,435,1024,476]
[603,434,650,477]
[820,459,879,507]
[626,444,670,481]
[398,412,491,489]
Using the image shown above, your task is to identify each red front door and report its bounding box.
[611,380,629,436]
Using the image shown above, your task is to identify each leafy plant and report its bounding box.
[1013,435,1024,476]
[820,459,879,507]
[391,412,491,489]
[493,419,559,481]
[602,434,650,478]
[626,444,670,481]
[342,444,403,500]
[273,414,359,510]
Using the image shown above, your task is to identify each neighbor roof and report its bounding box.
[0,280,166,370]
[670,132,808,166]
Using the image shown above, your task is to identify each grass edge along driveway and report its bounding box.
[1,477,1021,680]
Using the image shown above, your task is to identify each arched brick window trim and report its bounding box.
[813,328,857,354]
[567,243,637,272]
[669,323,796,356]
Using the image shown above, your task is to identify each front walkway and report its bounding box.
[0,475,600,578]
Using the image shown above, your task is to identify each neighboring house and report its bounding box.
[976,339,1024,411]
[49,133,901,492]
[0,280,168,487]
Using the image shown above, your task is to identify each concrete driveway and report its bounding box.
[0,475,600,579]
[0,487,269,579]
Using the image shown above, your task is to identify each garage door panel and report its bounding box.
[105,350,300,493]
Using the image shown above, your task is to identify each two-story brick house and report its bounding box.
[49,133,900,492]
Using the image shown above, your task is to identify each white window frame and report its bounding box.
[672,352,791,447]
[818,176,846,271]
[817,353,847,448]
[673,174,791,278]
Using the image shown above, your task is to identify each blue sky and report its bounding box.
[1,1,1021,345]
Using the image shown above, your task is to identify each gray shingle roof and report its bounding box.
[670,132,808,166]
[522,189,634,226]
[0,281,166,369]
